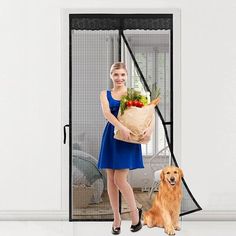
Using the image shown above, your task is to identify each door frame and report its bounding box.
[61,8,181,221]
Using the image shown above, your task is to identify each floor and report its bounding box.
[0,221,235,236]
[72,189,152,220]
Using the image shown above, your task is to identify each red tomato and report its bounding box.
[137,101,144,107]
[126,100,133,107]
[133,100,139,107]
[136,101,141,107]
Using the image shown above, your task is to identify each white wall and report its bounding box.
[0,0,236,220]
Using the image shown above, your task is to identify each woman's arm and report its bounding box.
[100,90,133,139]
[100,90,124,129]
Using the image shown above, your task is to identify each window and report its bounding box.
[130,50,169,156]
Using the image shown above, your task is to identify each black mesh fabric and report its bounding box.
[69,14,201,221]
[70,30,120,220]
[121,31,201,215]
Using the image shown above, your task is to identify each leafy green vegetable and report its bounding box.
[120,88,149,115]
[151,83,161,101]
[139,96,148,106]
[120,96,127,116]
[119,86,161,115]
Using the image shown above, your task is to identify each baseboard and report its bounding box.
[0,210,236,221]
[182,210,236,221]
[0,210,68,221]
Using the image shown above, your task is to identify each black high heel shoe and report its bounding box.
[112,220,121,235]
[130,208,142,232]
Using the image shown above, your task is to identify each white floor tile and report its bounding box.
[0,221,235,236]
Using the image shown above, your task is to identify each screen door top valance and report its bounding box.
[70,14,173,30]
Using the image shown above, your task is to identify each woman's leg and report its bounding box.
[114,169,139,225]
[106,169,121,226]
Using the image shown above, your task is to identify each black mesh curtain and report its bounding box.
[68,14,202,221]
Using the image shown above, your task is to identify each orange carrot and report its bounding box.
[149,97,161,106]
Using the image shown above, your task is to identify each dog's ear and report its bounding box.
[178,168,184,179]
[160,170,165,181]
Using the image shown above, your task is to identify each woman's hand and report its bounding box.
[120,125,134,140]
[140,126,153,142]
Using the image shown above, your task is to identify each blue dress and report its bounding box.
[97,90,144,170]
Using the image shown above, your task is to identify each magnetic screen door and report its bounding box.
[67,14,202,221]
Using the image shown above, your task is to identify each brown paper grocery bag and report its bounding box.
[114,104,155,144]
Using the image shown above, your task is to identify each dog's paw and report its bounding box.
[147,224,154,228]
[164,227,176,235]
[146,221,155,228]
[175,225,181,231]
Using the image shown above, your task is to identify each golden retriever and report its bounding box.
[143,166,183,235]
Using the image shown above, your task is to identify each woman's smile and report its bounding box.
[115,79,125,84]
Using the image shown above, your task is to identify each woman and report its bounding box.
[97,62,152,234]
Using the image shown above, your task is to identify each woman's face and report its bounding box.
[110,68,127,87]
